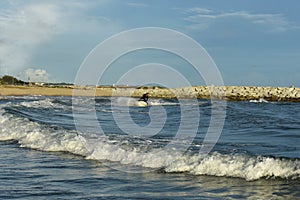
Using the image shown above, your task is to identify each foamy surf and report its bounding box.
[0,103,298,181]
[166,152,300,181]
[249,98,269,103]
[111,97,180,107]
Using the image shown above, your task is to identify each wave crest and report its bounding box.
[166,152,299,181]
[0,102,299,181]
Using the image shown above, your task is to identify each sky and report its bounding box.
[0,0,299,87]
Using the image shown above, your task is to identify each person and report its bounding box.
[139,93,149,103]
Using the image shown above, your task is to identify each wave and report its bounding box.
[3,96,208,110]
[165,152,299,181]
[0,106,298,181]
[19,98,67,109]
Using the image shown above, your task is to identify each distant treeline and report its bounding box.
[0,75,74,86]
[0,75,27,85]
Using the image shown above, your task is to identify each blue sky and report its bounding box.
[0,0,299,87]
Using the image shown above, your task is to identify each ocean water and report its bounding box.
[0,96,299,199]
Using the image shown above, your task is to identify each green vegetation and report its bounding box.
[0,75,27,85]
[0,75,74,87]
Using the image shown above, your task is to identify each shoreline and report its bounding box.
[1,85,300,102]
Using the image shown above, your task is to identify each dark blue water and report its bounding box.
[0,96,299,199]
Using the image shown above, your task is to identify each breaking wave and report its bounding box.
[0,100,299,181]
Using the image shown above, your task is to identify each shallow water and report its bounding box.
[0,96,299,199]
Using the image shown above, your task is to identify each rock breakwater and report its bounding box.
[1,85,299,102]
[124,86,300,102]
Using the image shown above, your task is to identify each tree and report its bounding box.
[0,75,26,85]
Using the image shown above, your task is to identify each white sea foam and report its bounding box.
[110,97,168,107]
[111,97,199,107]
[165,152,300,181]
[0,106,299,181]
[148,99,179,106]
[18,98,69,111]
[249,98,268,103]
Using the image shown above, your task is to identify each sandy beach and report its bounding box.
[0,85,114,97]
[1,85,299,102]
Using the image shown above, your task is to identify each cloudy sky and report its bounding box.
[0,0,299,86]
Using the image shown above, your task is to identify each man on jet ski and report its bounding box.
[139,93,149,104]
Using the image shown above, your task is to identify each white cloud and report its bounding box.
[25,68,50,82]
[184,8,299,32]
[127,2,148,7]
[187,8,212,14]
[0,3,64,72]
[0,0,118,81]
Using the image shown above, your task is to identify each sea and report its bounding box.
[0,95,299,199]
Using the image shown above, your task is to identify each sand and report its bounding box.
[0,85,115,97]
